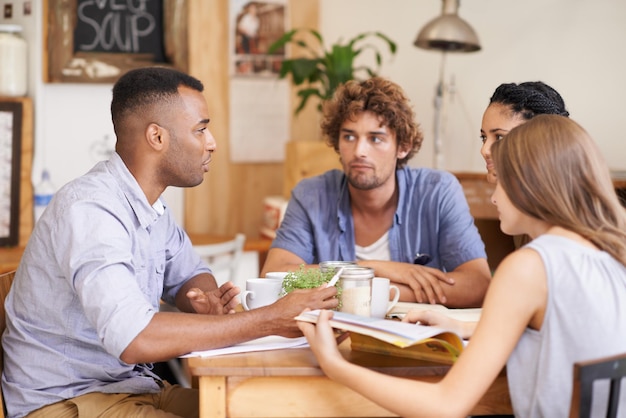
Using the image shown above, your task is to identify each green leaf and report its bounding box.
[270,28,397,115]
[295,88,325,114]
[280,265,342,307]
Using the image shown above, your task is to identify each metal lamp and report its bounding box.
[414,0,481,168]
[414,0,481,52]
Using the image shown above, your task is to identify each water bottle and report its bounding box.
[34,170,56,222]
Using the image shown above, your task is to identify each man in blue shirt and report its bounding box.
[262,77,490,308]
[1,67,338,418]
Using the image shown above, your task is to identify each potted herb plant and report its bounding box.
[268,29,397,114]
[281,265,335,295]
[280,265,342,308]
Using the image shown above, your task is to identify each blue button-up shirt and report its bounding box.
[272,167,486,271]
[2,153,210,417]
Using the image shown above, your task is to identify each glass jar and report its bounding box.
[0,24,28,97]
[319,260,357,274]
[338,266,374,316]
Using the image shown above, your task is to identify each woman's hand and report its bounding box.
[297,309,346,375]
[403,309,476,339]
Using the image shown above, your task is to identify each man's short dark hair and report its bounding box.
[111,67,204,134]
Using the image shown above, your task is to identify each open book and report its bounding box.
[295,310,464,364]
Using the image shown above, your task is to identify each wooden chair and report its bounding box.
[569,352,626,418]
[283,140,342,199]
[0,270,16,418]
[192,233,246,286]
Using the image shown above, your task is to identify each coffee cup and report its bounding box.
[265,272,289,280]
[241,278,283,311]
[369,277,400,319]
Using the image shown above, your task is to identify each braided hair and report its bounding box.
[489,81,569,120]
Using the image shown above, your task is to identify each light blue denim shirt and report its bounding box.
[1,153,211,418]
[272,167,486,270]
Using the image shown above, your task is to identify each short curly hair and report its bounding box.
[320,77,423,168]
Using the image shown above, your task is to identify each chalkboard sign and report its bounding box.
[73,0,165,63]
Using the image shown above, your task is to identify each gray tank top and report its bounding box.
[507,234,626,417]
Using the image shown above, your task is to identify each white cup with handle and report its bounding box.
[241,278,283,311]
[265,272,289,280]
[369,277,400,319]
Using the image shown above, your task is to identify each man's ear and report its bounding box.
[146,123,166,151]
[397,144,410,160]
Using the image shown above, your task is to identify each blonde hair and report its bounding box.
[492,114,626,266]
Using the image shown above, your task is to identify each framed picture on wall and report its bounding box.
[0,101,22,246]
[231,0,286,77]
[44,0,189,83]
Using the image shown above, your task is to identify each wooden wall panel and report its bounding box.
[185,0,233,236]
[17,98,32,247]
[1,97,33,247]
[288,0,321,143]
[184,0,319,238]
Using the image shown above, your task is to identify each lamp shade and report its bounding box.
[414,0,481,52]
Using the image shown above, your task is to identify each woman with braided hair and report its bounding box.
[480,81,569,184]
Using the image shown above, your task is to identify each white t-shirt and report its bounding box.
[355,231,391,261]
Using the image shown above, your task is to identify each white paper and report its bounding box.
[181,335,308,358]
[229,78,290,162]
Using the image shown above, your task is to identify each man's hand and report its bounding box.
[186,281,240,315]
[264,285,339,338]
[402,264,454,304]
[367,261,454,305]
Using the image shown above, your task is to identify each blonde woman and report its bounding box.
[298,115,626,417]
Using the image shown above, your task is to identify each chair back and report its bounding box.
[569,352,626,418]
[283,140,342,198]
[193,234,246,286]
[0,270,16,418]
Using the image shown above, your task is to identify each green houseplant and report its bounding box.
[268,29,397,114]
[280,265,342,307]
[281,265,336,295]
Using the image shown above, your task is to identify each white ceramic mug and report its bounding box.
[369,277,400,319]
[265,272,289,280]
[241,278,283,311]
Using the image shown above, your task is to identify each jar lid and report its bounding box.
[0,24,23,33]
[340,266,374,278]
[319,260,357,272]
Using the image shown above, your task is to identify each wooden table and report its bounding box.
[186,338,512,417]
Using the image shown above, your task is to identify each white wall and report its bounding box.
[1,1,184,224]
[3,0,626,225]
[321,0,626,173]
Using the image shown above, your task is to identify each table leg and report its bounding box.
[198,376,226,418]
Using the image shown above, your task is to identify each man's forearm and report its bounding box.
[174,273,218,312]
